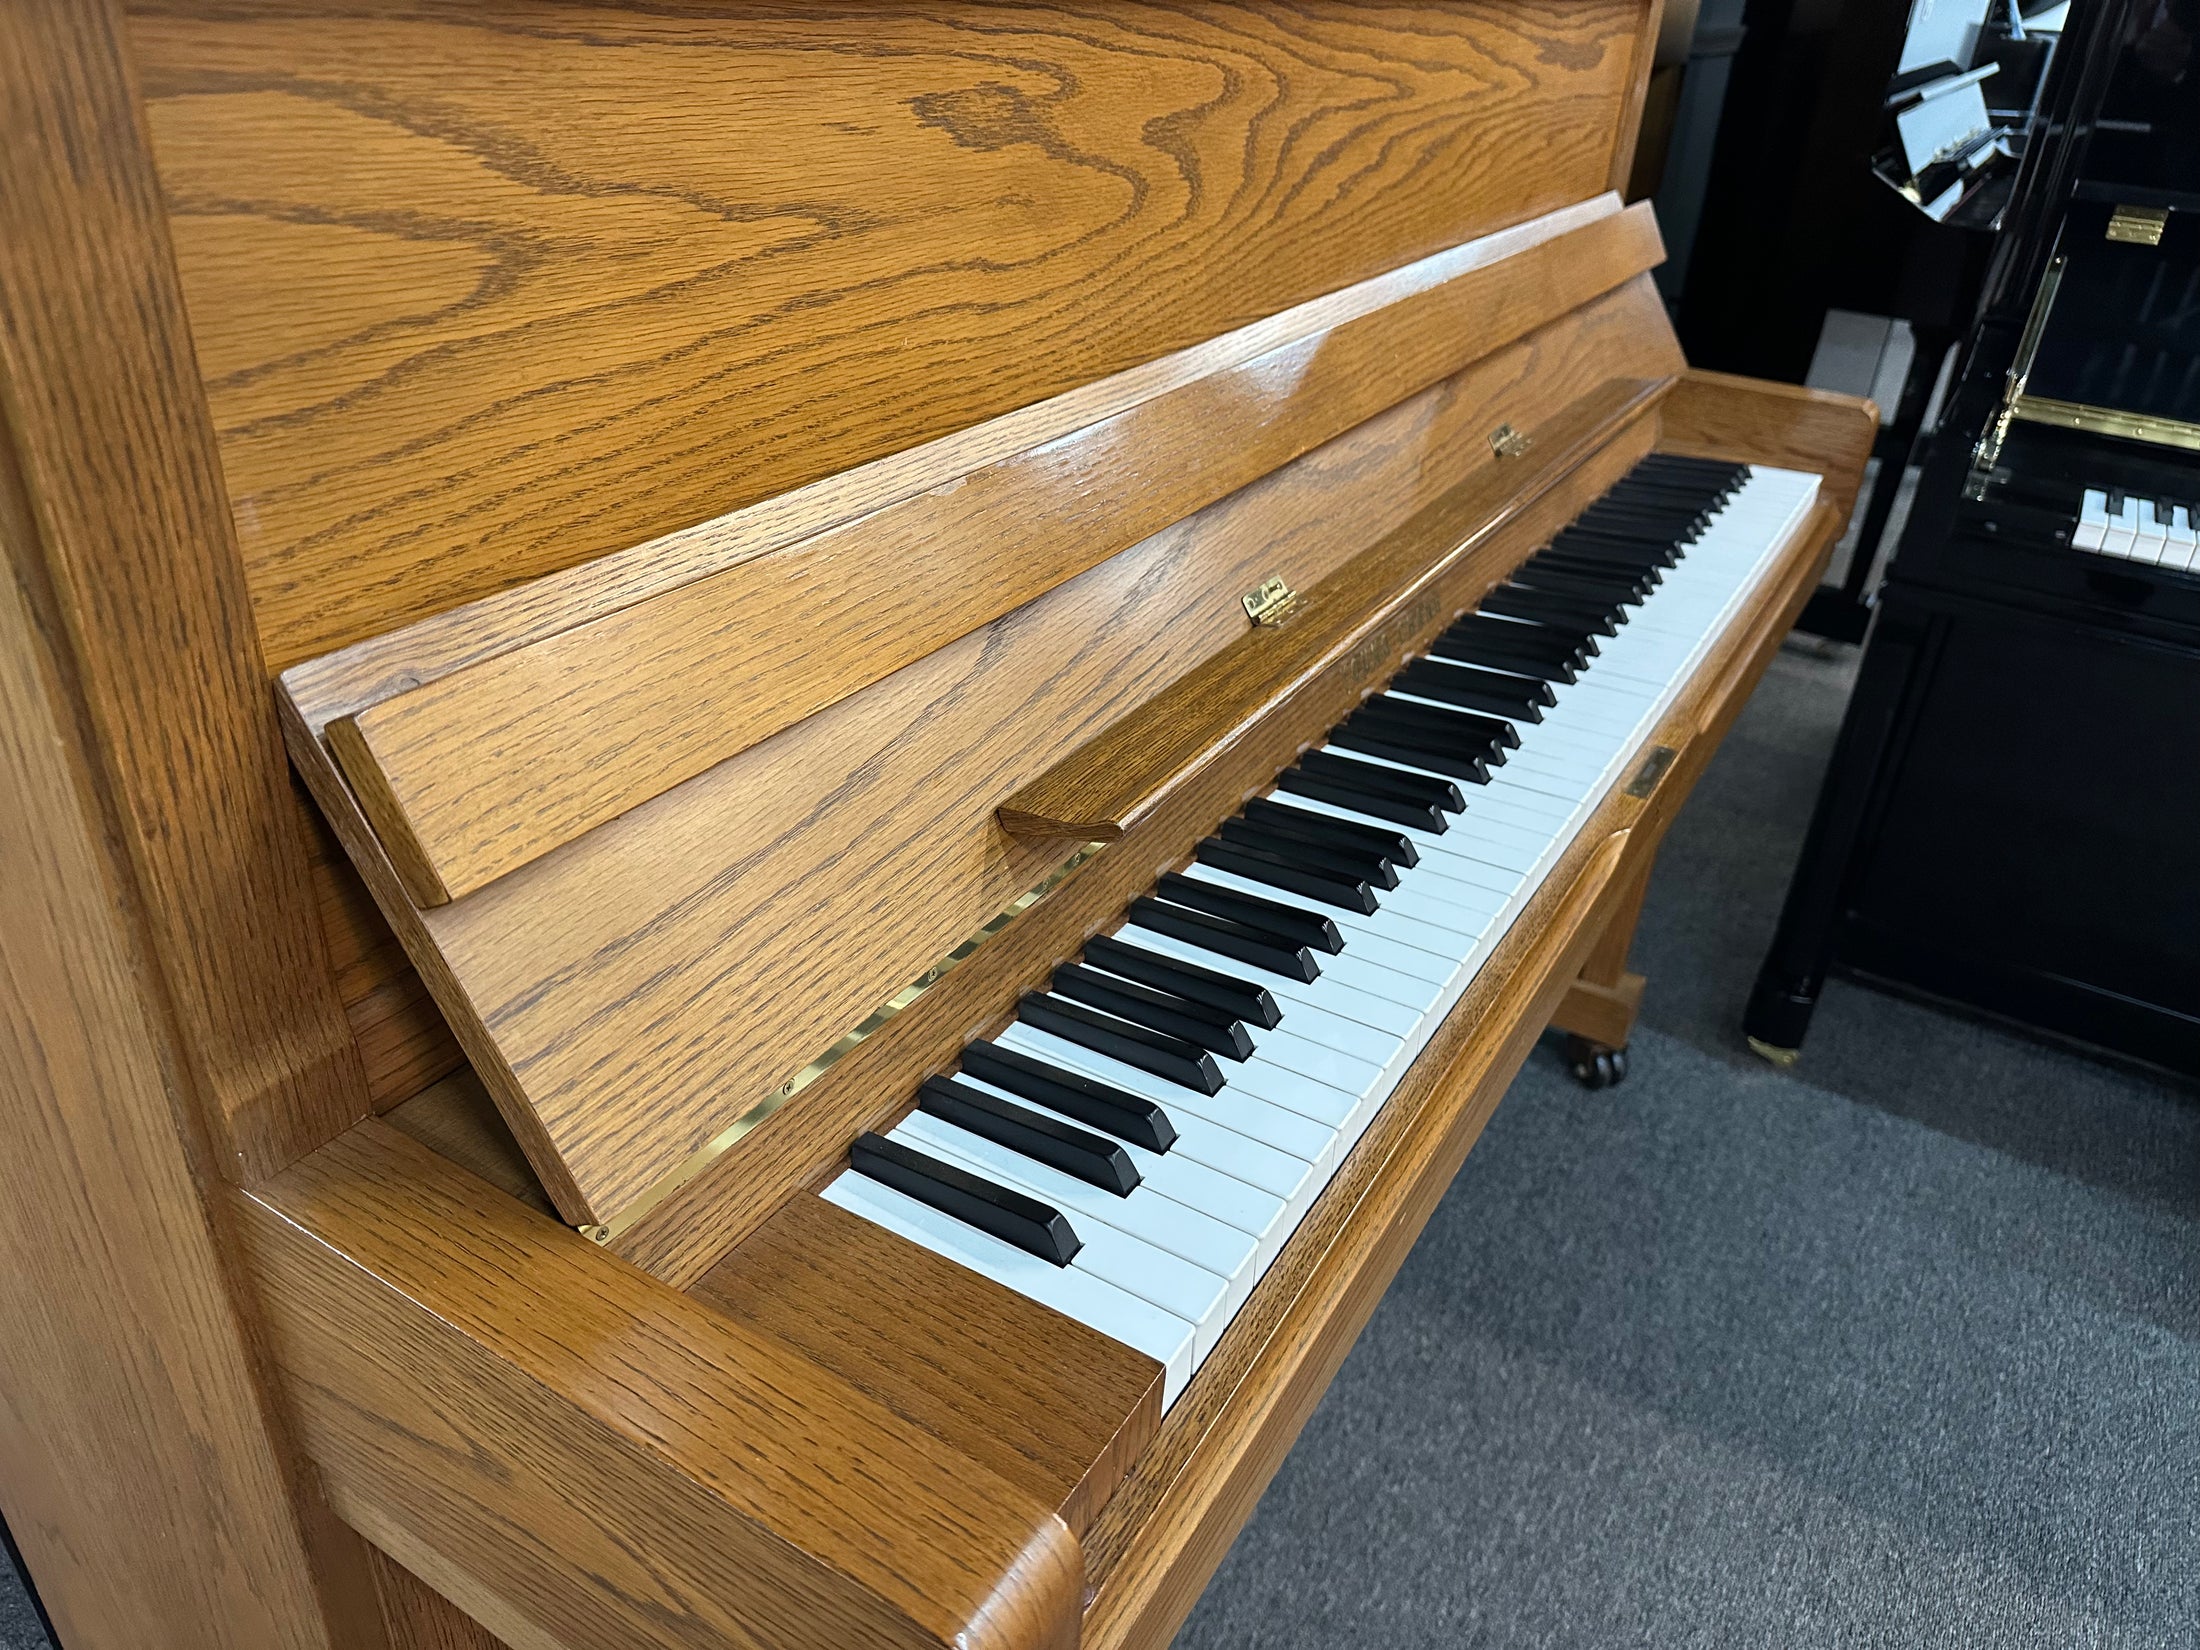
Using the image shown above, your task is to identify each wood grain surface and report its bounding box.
[1,0,369,1184]
[612,335,1669,1286]
[367,1545,514,1650]
[299,793,466,1108]
[997,373,1671,840]
[127,0,1646,670]
[691,1194,1163,1540]
[0,221,343,1650]
[317,204,1664,905]
[241,1121,1084,1650]
[296,276,1685,1233]
[1661,368,1880,521]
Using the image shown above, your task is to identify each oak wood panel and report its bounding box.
[1548,851,1653,1045]
[367,1546,513,1650]
[127,0,1650,669]
[240,1121,1083,1650]
[1660,368,1881,523]
[290,276,1683,1235]
[619,342,1674,1285]
[299,796,466,1108]
[383,1070,553,1219]
[0,292,343,1650]
[997,373,1670,840]
[0,0,368,1183]
[1081,425,1857,1649]
[318,205,1665,905]
[691,1194,1163,1541]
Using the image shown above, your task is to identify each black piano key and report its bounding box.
[1551,526,1681,568]
[1274,766,1447,833]
[1243,796,1418,868]
[1154,873,1344,954]
[1019,991,1226,1093]
[2158,498,2177,526]
[1083,933,1282,1029]
[851,1132,1082,1265]
[1329,718,1492,783]
[1217,815,1398,888]
[1511,562,1646,606]
[1527,549,1660,593]
[1366,691,1521,750]
[959,1041,1177,1151]
[1394,656,1552,721]
[1051,963,1255,1059]
[1481,584,1621,637]
[1441,612,1598,665]
[1299,748,1464,811]
[918,1076,1140,1195]
[1127,897,1322,981]
[1196,835,1381,914]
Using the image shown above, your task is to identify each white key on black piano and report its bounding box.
[827,457,1820,1405]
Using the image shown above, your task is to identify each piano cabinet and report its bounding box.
[0,4,1873,1650]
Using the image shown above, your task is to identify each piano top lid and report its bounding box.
[280,190,1689,1234]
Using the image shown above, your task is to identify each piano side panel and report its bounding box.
[125,0,1650,670]
[238,1122,1087,1650]
[405,277,1684,1235]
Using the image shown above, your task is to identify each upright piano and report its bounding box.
[0,6,1871,1648]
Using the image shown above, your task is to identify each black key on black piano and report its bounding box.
[959,1040,1178,1151]
[1018,991,1225,1093]
[1083,933,1282,1028]
[918,1076,1141,1195]
[851,1132,1082,1265]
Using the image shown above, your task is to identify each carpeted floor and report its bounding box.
[1173,640,2200,1649]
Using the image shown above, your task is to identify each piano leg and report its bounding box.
[1549,853,1652,1087]
[1743,601,1934,1066]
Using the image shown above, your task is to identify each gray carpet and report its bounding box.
[1174,641,2200,1649]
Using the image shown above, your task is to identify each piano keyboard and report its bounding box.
[825,455,1823,1405]
[2071,488,2200,570]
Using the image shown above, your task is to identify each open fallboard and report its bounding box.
[279,194,1685,1239]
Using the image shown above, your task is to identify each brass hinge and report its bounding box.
[2106,204,2169,247]
[1488,422,1532,459]
[1242,576,1299,626]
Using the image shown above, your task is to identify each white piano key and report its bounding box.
[1000,1023,1340,1175]
[956,1071,1295,1260]
[2133,497,2169,564]
[889,1116,1241,1352]
[823,1172,1197,1402]
[2074,488,2110,551]
[2103,493,2140,557]
[2165,506,2199,572]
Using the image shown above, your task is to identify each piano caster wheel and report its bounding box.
[1564,1035,1629,1090]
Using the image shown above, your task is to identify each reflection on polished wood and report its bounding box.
[2,4,1881,1649]
[314,204,1662,907]
[136,0,1647,669]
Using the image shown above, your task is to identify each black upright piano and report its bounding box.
[1747,0,2200,1081]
